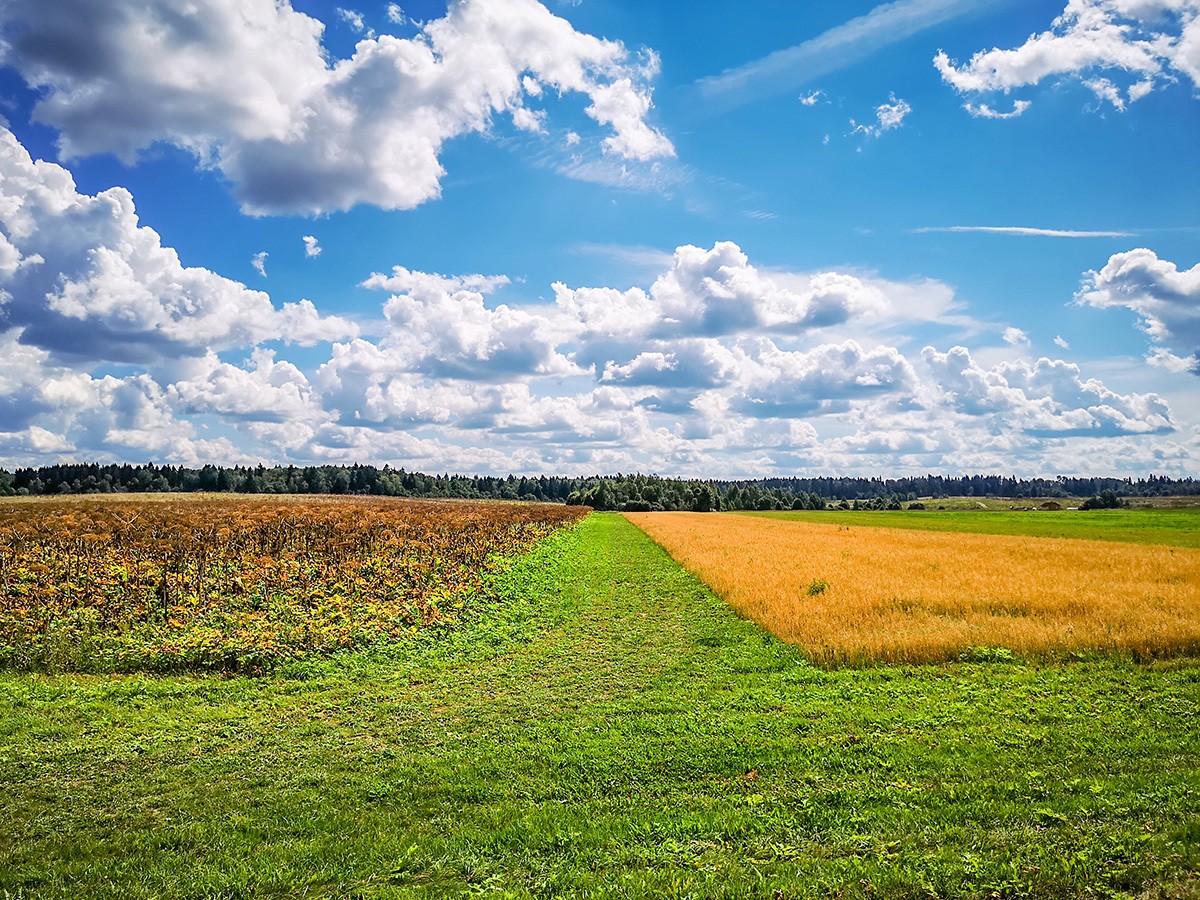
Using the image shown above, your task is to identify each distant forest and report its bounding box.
[0,463,1196,512]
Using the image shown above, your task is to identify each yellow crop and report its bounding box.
[626,512,1200,665]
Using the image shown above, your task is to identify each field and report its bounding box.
[627,511,1200,665]
[745,506,1200,549]
[0,495,586,673]
[2,512,1198,899]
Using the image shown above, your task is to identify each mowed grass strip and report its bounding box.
[2,513,1199,898]
[626,511,1200,665]
[743,507,1200,549]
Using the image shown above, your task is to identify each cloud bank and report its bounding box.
[0,131,1191,476]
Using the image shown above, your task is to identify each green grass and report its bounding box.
[742,507,1200,548]
[2,513,1198,898]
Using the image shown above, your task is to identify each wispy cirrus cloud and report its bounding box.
[694,0,1001,112]
[913,225,1134,238]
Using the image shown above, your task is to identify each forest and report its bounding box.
[0,463,1195,511]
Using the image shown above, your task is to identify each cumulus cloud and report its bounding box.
[556,241,890,349]
[0,327,253,467]
[0,128,356,365]
[303,235,322,258]
[0,160,1191,475]
[0,0,673,214]
[730,340,918,418]
[601,340,744,389]
[1076,248,1200,372]
[935,0,1200,111]
[851,94,911,138]
[251,251,268,277]
[923,345,1174,436]
[169,350,322,423]
[386,4,406,26]
[336,7,372,36]
[1003,326,1031,347]
[359,267,576,380]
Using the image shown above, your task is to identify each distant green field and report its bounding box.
[743,507,1200,548]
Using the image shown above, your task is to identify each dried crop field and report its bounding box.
[0,495,586,673]
[626,512,1200,666]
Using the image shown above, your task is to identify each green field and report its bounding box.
[743,507,1200,548]
[2,513,1198,898]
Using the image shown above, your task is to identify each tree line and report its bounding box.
[0,463,1195,511]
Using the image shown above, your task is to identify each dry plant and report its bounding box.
[0,495,586,672]
[626,512,1200,666]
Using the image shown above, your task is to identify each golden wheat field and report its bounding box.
[625,512,1200,665]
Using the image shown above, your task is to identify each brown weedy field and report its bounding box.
[0,494,586,673]
[626,511,1200,666]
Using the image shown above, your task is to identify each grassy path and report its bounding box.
[1,513,1198,898]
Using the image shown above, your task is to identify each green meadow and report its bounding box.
[743,506,1200,549]
[2,513,1198,898]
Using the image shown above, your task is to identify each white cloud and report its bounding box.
[964,99,1032,118]
[0,128,356,366]
[303,235,322,258]
[336,7,372,36]
[601,339,744,389]
[922,345,1174,436]
[252,251,268,278]
[696,0,1002,110]
[511,106,549,134]
[799,90,823,106]
[935,0,1200,111]
[0,327,255,467]
[386,4,406,25]
[1003,326,1031,347]
[1055,335,1072,349]
[729,340,918,418]
[359,266,577,380]
[851,94,911,138]
[1076,247,1200,372]
[913,225,1133,238]
[0,0,673,215]
[0,148,1191,476]
[556,241,890,349]
[169,350,321,423]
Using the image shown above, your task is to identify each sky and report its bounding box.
[0,0,1197,478]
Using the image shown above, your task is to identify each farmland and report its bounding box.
[1,512,1198,898]
[744,506,1200,549]
[0,495,586,673]
[627,511,1200,666]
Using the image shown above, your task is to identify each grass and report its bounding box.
[2,513,1198,898]
[627,512,1200,665]
[743,507,1200,549]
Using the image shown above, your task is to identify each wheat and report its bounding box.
[626,512,1200,665]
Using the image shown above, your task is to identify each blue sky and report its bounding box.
[0,0,1197,477]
